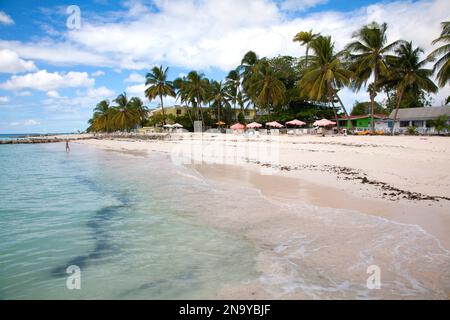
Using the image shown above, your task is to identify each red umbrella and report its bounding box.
[230,123,245,130]
[286,119,306,126]
[246,122,263,129]
[313,119,336,127]
[266,121,284,128]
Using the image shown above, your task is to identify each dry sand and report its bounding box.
[75,134,450,299]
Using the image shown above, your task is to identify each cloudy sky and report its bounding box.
[0,0,449,133]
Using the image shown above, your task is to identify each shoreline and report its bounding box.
[70,135,450,298]
[72,135,450,251]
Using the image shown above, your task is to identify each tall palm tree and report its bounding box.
[145,66,175,125]
[299,36,353,128]
[184,71,210,128]
[293,29,319,69]
[428,21,450,87]
[240,51,258,85]
[247,60,286,115]
[111,93,140,132]
[346,22,403,133]
[225,69,241,121]
[387,42,438,134]
[210,80,230,124]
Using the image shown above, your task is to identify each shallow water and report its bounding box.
[0,143,257,299]
[1,142,449,299]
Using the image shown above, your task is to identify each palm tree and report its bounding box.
[387,42,438,134]
[129,97,149,127]
[428,21,450,87]
[293,29,319,69]
[184,71,210,128]
[298,36,353,128]
[145,66,175,125]
[111,93,140,131]
[91,100,111,132]
[225,69,241,121]
[346,22,403,133]
[247,60,286,115]
[240,51,258,86]
[210,80,230,124]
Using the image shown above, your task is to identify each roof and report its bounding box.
[338,114,388,120]
[389,106,450,120]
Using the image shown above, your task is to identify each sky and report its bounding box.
[0,0,449,133]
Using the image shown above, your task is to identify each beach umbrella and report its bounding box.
[285,119,306,127]
[230,123,246,130]
[172,123,183,128]
[246,122,262,129]
[163,124,173,128]
[266,121,284,128]
[313,119,336,127]
[216,121,226,126]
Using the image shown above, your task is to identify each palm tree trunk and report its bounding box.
[160,94,166,125]
[334,93,354,130]
[331,101,340,131]
[305,46,309,70]
[327,82,340,131]
[197,95,205,130]
[371,68,379,134]
[391,90,404,136]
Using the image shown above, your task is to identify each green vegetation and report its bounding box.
[429,115,449,134]
[87,21,449,133]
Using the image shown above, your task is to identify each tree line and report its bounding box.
[88,21,449,133]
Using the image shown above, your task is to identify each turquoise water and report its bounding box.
[0,143,257,299]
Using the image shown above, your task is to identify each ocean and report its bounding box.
[0,142,257,299]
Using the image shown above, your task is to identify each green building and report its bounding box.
[338,114,389,130]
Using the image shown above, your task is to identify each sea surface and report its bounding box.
[0,143,257,299]
[1,142,449,299]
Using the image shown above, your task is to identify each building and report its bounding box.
[389,106,450,134]
[149,105,256,122]
[148,105,189,118]
[337,114,389,131]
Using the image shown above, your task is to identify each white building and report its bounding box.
[389,106,450,134]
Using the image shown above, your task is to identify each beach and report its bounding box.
[71,134,450,299]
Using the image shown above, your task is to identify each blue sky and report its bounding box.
[0,0,449,133]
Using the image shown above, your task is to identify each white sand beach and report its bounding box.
[74,134,450,299]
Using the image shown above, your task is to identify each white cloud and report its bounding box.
[0,40,111,67]
[125,83,147,100]
[124,72,145,83]
[42,86,116,113]
[47,90,60,98]
[280,0,328,12]
[0,70,95,91]
[84,86,115,99]
[10,119,41,126]
[0,11,14,25]
[0,96,9,103]
[0,49,37,73]
[91,70,105,77]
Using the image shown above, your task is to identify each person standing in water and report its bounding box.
[65,139,70,153]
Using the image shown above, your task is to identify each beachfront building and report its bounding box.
[337,114,389,131]
[148,105,189,118]
[389,106,450,134]
[149,105,257,122]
